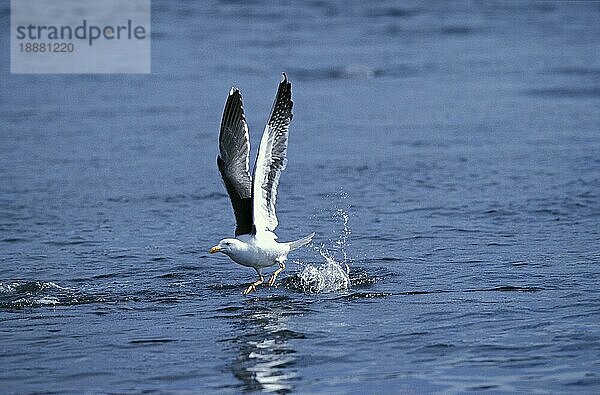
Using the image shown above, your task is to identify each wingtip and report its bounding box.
[281,72,288,83]
[229,87,240,96]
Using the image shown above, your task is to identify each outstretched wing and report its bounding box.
[217,88,254,236]
[252,73,293,233]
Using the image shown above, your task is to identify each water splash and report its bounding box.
[291,192,352,293]
[0,281,67,309]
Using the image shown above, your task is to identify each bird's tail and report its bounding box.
[288,232,315,251]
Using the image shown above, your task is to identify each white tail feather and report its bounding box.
[288,232,315,251]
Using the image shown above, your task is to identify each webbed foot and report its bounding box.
[243,284,257,295]
[267,261,286,287]
[243,271,264,295]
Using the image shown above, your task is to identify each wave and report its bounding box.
[0,280,104,309]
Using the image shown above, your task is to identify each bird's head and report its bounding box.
[209,238,242,256]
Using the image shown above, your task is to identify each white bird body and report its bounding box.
[209,74,314,294]
[219,233,289,269]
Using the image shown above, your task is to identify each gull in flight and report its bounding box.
[210,73,314,294]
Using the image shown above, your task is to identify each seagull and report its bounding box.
[209,73,314,295]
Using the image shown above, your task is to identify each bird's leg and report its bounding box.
[267,261,286,287]
[243,270,264,295]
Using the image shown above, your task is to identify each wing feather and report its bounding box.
[217,88,254,236]
[252,73,293,233]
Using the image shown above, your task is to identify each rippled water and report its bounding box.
[1,1,600,393]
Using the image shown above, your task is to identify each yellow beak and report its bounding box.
[209,246,221,254]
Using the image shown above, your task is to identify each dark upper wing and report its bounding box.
[217,87,253,236]
[252,73,293,233]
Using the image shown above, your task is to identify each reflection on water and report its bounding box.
[225,296,307,393]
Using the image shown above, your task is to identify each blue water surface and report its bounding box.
[1,1,600,393]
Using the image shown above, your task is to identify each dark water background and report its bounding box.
[1,1,600,393]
